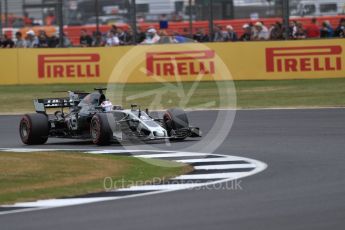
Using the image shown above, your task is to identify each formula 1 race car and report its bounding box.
[19,88,201,145]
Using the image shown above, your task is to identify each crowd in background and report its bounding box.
[0,17,344,48]
[0,30,71,48]
[194,17,345,42]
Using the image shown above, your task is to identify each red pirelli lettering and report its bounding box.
[146,50,215,76]
[266,46,342,73]
[38,54,100,79]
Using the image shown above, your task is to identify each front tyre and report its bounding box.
[90,113,113,146]
[19,113,49,145]
[163,108,189,139]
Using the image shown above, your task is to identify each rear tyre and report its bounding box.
[19,113,49,145]
[163,108,189,139]
[90,113,113,146]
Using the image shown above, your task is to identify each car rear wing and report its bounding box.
[34,98,74,113]
[34,92,89,113]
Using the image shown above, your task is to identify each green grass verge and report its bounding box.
[0,78,345,113]
[0,151,192,204]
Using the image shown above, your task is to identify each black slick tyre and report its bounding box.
[19,113,49,145]
[90,113,113,146]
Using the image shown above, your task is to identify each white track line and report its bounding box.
[2,197,119,208]
[87,150,162,154]
[1,148,58,153]
[172,172,250,180]
[176,157,245,163]
[193,164,256,170]
[133,152,208,158]
[116,183,199,191]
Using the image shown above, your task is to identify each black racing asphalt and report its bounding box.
[1,109,345,230]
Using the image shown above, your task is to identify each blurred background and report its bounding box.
[0,0,344,47]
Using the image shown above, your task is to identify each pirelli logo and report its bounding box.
[38,54,100,79]
[146,50,215,76]
[266,46,342,72]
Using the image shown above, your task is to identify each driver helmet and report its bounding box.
[101,101,113,112]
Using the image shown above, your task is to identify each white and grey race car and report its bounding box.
[19,88,201,145]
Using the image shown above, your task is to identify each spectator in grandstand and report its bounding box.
[239,24,252,41]
[92,31,105,47]
[159,14,169,30]
[49,32,72,48]
[224,25,238,42]
[320,21,334,38]
[252,22,269,40]
[118,28,132,45]
[173,32,187,43]
[110,25,118,35]
[23,12,33,26]
[193,28,209,43]
[126,27,135,45]
[289,20,298,39]
[0,34,14,48]
[294,22,307,39]
[105,31,120,47]
[213,25,225,42]
[48,34,59,48]
[15,32,26,48]
[80,29,93,47]
[269,22,284,40]
[136,27,146,44]
[334,18,345,38]
[37,30,49,48]
[182,28,191,39]
[60,34,73,48]
[141,28,160,44]
[305,18,320,38]
[338,25,345,38]
[158,30,176,44]
[45,11,56,26]
[25,30,39,48]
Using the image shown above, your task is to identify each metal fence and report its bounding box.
[0,0,344,47]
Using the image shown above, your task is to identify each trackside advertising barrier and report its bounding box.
[0,39,344,85]
[0,50,19,85]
